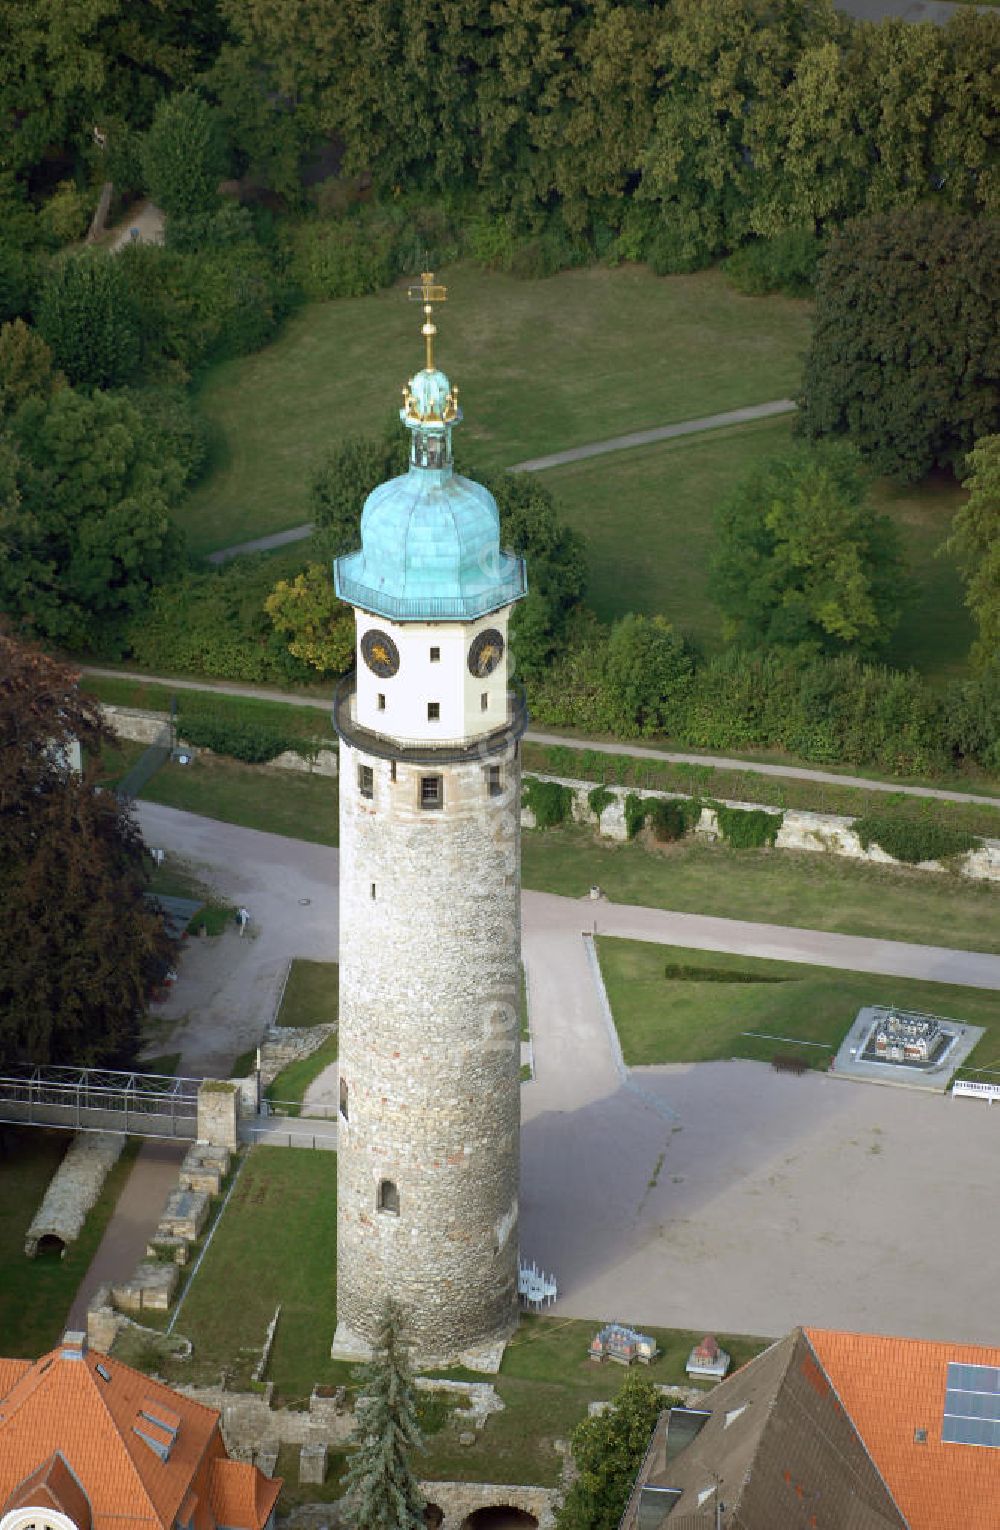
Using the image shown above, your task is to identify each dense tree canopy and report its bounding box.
[0,634,171,1069]
[949,435,1000,672]
[265,562,354,675]
[141,89,227,242]
[0,386,186,648]
[36,253,139,390]
[799,206,1000,482]
[710,443,904,655]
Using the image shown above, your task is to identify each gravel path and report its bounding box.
[80,665,1000,810]
[87,805,1000,1345]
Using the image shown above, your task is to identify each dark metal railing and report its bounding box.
[333,673,529,765]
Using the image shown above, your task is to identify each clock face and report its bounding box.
[468,628,505,679]
[361,628,400,678]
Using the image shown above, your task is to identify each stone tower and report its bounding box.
[330,275,527,1369]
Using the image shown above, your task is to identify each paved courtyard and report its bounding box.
[133,804,1000,1345]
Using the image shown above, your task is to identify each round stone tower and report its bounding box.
[330,276,527,1369]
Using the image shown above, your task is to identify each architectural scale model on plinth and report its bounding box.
[330,274,527,1370]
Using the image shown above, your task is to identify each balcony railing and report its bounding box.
[333,673,528,764]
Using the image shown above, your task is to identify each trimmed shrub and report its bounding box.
[853,816,978,865]
[178,714,306,763]
[522,777,573,829]
[663,962,788,984]
[714,805,783,849]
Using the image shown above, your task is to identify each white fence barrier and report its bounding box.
[952,1080,1000,1104]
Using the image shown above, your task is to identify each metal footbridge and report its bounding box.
[0,1065,201,1140]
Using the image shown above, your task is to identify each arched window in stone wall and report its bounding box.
[339,1077,349,1121]
[377,1179,400,1215]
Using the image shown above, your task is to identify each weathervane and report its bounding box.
[407,270,447,370]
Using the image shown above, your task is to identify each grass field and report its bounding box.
[178,263,811,555]
[0,1131,139,1357]
[135,752,340,846]
[154,1148,768,1484]
[82,673,333,740]
[276,958,339,1027]
[545,422,973,681]
[521,825,1000,955]
[596,937,1000,1069]
[266,1036,339,1114]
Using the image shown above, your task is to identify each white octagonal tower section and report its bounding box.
[353,609,512,746]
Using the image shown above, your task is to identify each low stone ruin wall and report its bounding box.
[421,1481,559,1530]
[25,1132,124,1256]
[100,704,338,778]
[258,1023,337,1091]
[522,774,1000,885]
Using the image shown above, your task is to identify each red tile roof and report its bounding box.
[806,1328,1000,1530]
[209,1461,282,1530]
[0,1344,279,1530]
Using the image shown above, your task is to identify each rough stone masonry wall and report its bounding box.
[25,1132,124,1256]
[99,705,338,777]
[336,740,521,1366]
[524,774,1000,883]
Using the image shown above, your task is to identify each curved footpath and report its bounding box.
[80,664,1000,810]
[202,398,798,563]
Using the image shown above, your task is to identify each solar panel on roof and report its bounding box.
[943,1362,1000,1448]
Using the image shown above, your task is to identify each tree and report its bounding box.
[557,1371,663,1530]
[36,253,139,389]
[309,429,406,560]
[0,633,172,1069]
[0,321,64,417]
[598,615,695,738]
[141,90,227,242]
[710,443,904,655]
[947,435,1000,671]
[265,562,355,675]
[799,205,1000,482]
[0,387,186,649]
[342,1300,425,1530]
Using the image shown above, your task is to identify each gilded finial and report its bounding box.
[407,270,447,371]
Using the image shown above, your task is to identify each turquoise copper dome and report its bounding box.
[334,359,526,622]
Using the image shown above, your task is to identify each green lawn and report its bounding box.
[0,1131,139,1356]
[521,742,1000,838]
[161,1148,343,1402]
[266,1035,339,1114]
[136,753,339,846]
[521,825,1000,955]
[277,958,339,1027]
[545,422,973,682]
[81,673,333,741]
[597,937,1000,1069]
[178,263,811,555]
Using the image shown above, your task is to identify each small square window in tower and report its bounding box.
[377,1179,400,1215]
[420,775,443,810]
[377,692,385,711]
[358,764,374,799]
[430,646,440,662]
[481,691,489,711]
[487,764,503,797]
[427,701,440,721]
